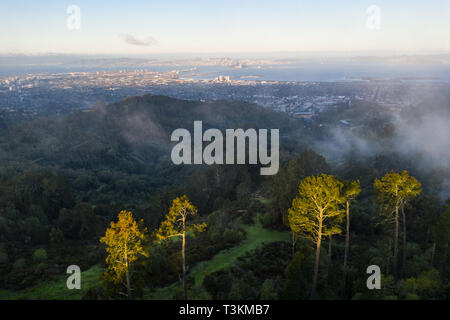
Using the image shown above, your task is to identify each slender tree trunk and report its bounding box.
[124,246,132,299]
[125,270,132,299]
[386,239,391,275]
[342,200,350,299]
[393,206,399,280]
[182,230,187,300]
[401,204,407,278]
[125,253,132,299]
[431,242,436,267]
[311,218,322,300]
[291,233,297,258]
[326,235,332,278]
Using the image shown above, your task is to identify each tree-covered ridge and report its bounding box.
[0,95,307,204]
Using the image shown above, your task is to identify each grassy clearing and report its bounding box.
[190,222,289,286]
[145,220,289,299]
[143,282,180,300]
[0,264,103,300]
[256,197,270,205]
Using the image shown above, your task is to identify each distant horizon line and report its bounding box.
[1,50,450,59]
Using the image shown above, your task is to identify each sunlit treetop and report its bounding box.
[374,170,422,209]
[342,180,361,201]
[288,174,345,243]
[154,195,206,241]
[100,210,149,281]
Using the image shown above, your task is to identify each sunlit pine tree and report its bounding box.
[374,170,421,279]
[154,195,206,300]
[288,174,345,300]
[100,210,149,299]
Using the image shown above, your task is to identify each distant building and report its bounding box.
[294,111,314,119]
[213,75,231,83]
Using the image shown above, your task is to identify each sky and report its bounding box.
[0,0,449,55]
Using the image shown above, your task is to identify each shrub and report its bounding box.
[32,248,48,263]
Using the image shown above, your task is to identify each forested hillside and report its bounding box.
[0,94,448,300]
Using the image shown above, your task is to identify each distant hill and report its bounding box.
[0,94,304,166]
[0,94,308,198]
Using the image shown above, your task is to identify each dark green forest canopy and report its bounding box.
[0,95,308,193]
[0,94,448,300]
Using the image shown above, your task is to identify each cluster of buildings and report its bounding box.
[0,69,430,126]
[212,75,231,83]
[252,94,350,118]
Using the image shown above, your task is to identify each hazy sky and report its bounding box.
[1,0,449,55]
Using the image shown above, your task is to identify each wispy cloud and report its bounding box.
[121,34,158,47]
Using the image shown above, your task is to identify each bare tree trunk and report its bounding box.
[386,239,391,275]
[311,218,322,300]
[124,246,132,299]
[393,206,399,280]
[125,253,132,299]
[182,231,187,300]
[291,233,297,258]
[326,235,332,278]
[401,204,407,278]
[342,200,350,299]
[431,242,436,267]
[125,270,132,299]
